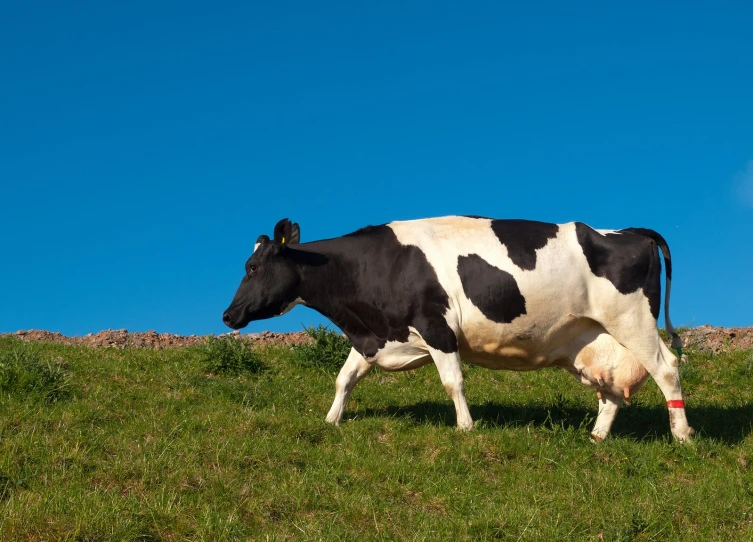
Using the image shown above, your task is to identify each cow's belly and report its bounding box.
[460,347,544,370]
[369,315,649,398]
[455,316,649,396]
[457,315,600,371]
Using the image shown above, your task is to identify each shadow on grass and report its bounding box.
[354,401,753,444]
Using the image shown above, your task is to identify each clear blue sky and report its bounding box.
[1,1,751,336]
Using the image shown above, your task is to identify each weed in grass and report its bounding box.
[198,336,264,376]
[734,351,753,377]
[0,474,23,501]
[0,343,71,403]
[291,325,351,372]
[679,359,703,386]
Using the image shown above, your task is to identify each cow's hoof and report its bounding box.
[673,426,695,443]
[590,432,605,443]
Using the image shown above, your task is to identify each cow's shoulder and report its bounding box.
[314,221,458,356]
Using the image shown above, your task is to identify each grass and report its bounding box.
[291,325,352,372]
[1,335,752,540]
[199,336,265,376]
[0,344,71,404]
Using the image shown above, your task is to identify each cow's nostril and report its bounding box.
[222,312,232,326]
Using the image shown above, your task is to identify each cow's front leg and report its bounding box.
[590,391,621,441]
[325,347,374,425]
[430,348,473,431]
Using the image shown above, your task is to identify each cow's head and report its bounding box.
[222,218,302,329]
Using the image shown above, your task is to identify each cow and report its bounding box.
[222,216,694,441]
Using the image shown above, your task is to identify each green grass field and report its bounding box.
[1,332,753,541]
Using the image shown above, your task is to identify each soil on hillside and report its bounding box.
[3,329,312,349]
[676,324,753,354]
[3,324,752,353]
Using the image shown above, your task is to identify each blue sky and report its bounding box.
[1,1,751,336]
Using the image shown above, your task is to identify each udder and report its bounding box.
[568,329,649,399]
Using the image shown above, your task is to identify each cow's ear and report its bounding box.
[273,219,301,245]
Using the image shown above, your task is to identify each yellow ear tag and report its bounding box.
[281,236,285,244]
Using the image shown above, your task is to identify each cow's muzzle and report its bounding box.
[222,309,246,329]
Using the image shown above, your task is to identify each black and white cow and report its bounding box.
[223,216,693,441]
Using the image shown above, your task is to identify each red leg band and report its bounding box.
[667,400,685,408]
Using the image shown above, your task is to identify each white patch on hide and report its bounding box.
[280,297,305,315]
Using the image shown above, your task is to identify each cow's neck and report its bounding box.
[292,244,385,357]
[298,279,377,353]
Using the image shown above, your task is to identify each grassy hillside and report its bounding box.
[1,332,752,541]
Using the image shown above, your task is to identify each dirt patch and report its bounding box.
[678,325,753,355]
[3,329,312,350]
[3,325,752,353]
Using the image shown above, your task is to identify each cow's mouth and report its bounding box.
[222,309,249,330]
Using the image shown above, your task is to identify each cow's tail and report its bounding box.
[623,227,684,352]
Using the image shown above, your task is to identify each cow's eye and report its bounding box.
[248,265,258,276]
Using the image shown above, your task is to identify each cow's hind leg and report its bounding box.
[656,339,695,440]
[430,348,473,431]
[325,348,374,425]
[603,319,694,442]
[591,391,621,441]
